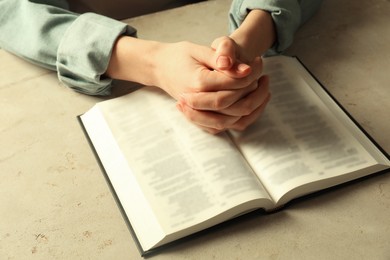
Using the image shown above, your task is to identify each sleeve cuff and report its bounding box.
[57,12,137,95]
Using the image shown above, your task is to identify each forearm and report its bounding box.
[0,0,136,95]
[229,9,276,61]
[229,0,323,55]
[0,0,73,70]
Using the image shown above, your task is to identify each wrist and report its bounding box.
[106,36,162,87]
[230,9,276,61]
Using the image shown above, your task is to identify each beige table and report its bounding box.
[1,0,389,259]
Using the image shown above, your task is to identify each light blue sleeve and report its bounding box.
[0,0,137,95]
[229,0,323,55]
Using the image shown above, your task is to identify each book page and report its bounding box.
[95,87,273,247]
[80,107,165,251]
[231,56,390,205]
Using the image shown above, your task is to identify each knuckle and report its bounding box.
[184,110,196,123]
[240,101,256,116]
[213,122,224,131]
[177,41,193,52]
[242,107,254,116]
[184,96,194,108]
[208,128,222,135]
[242,76,254,87]
[233,122,249,132]
[213,94,229,110]
[178,40,191,47]
[219,36,232,47]
[213,120,227,131]
[192,78,208,92]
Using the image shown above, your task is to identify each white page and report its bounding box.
[80,106,165,251]
[97,88,272,235]
[231,56,389,204]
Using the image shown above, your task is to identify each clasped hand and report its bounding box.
[156,37,270,134]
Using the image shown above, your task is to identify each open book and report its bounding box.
[79,56,390,256]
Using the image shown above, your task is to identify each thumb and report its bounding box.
[211,36,251,78]
[211,36,236,70]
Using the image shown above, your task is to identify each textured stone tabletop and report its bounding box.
[1,0,389,259]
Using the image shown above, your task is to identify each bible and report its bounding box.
[78,56,390,256]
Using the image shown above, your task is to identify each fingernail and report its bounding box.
[237,63,251,73]
[217,56,231,69]
[237,63,251,72]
